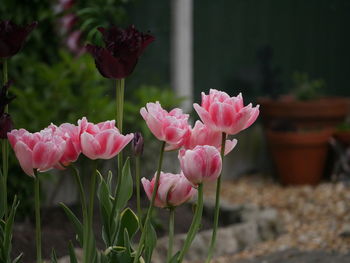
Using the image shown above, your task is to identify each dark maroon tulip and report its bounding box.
[0,113,13,139]
[132,132,144,157]
[0,20,38,58]
[86,25,155,79]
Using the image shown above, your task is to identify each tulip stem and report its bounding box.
[133,141,166,263]
[177,183,203,262]
[115,78,124,132]
[167,207,175,263]
[135,156,143,229]
[114,78,125,211]
[2,58,8,218]
[205,132,226,263]
[111,78,125,243]
[34,173,42,263]
[84,163,97,263]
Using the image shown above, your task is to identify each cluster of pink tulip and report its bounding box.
[8,117,134,177]
[2,19,260,263]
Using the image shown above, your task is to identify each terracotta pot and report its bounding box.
[258,97,350,129]
[333,130,350,146]
[266,129,332,185]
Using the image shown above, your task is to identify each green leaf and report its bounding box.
[144,222,157,263]
[3,196,20,262]
[97,171,114,246]
[0,175,6,219]
[80,18,98,32]
[116,159,133,211]
[60,203,83,246]
[117,208,139,245]
[169,251,180,263]
[77,7,99,16]
[68,241,78,263]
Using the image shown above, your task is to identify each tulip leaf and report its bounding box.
[0,175,5,219]
[143,222,157,263]
[68,241,78,263]
[116,208,139,246]
[3,196,19,262]
[169,251,180,263]
[116,158,133,211]
[60,203,83,246]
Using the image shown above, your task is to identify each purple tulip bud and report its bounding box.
[0,113,13,139]
[86,25,155,79]
[132,132,144,157]
[0,20,38,58]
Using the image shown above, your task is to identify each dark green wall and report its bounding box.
[193,0,350,102]
[127,0,350,103]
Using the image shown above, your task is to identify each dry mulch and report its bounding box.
[203,175,350,262]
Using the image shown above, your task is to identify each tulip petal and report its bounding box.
[14,141,34,176]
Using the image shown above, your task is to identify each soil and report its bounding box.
[12,193,213,263]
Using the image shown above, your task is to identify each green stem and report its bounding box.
[111,78,125,232]
[115,78,125,133]
[177,184,204,262]
[2,58,8,218]
[167,207,175,263]
[135,156,142,229]
[83,163,97,263]
[34,173,42,263]
[133,141,166,263]
[205,132,226,263]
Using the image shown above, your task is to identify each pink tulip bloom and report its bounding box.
[140,102,190,148]
[141,172,196,208]
[78,117,133,160]
[167,120,238,155]
[178,145,222,185]
[47,123,82,168]
[8,127,66,177]
[193,89,259,135]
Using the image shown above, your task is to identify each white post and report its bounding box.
[171,0,193,112]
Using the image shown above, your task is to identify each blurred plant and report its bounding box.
[10,51,114,131]
[292,71,326,101]
[76,0,132,43]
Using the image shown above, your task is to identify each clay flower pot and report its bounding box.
[267,129,332,185]
[258,97,350,129]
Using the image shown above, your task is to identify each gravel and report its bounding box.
[203,175,350,262]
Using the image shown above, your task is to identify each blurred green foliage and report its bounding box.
[10,51,114,131]
[292,72,326,101]
[1,0,181,220]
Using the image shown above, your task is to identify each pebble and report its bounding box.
[204,176,350,262]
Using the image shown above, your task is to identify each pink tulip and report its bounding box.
[178,145,222,185]
[48,123,82,167]
[140,102,190,148]
[78,117,133,160]
[193,89,259,135]
[8,127,66,177]
[141,172,196,208]
[167,120,238,155]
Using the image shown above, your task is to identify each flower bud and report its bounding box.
[132,132,144,157]
[141,172,196,208]
[0,113,13,139]
[178,145,222,185]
